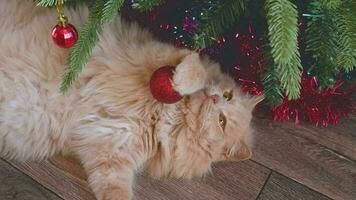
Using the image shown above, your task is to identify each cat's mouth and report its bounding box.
[207,94,219,104]
[193,91,220,104]
[183,91,219,125]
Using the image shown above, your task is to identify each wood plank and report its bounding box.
[134,161,270,200]
[9,158,96,200]
[10,154,270,200]
[251,116,356,200]
[257,172,331,200]
[296,114,356,161]
[255,112,356,161]
[0,158,62,200]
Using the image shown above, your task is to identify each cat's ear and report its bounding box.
[225,141,252,161]
[242,95,264,110]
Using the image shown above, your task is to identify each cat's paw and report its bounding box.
[173,53,207,95]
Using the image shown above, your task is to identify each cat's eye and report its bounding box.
[223,91,233,101]
[219,113,227,130]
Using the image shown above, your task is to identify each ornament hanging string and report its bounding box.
[56,0,67,26]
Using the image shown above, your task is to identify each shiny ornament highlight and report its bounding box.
[51,23,78,49]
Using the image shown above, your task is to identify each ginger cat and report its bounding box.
[0,1,263,199]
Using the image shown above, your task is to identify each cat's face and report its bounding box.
[146,58,263,179]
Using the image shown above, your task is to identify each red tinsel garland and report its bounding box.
[273,77,355,127]
[232,25,264,96]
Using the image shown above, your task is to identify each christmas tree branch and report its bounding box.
[334,1,356,72]
[34,0,89,7]
[131,0,163,11]
[305,1,339,88]
[60,0,104,92]
[265,0,302,100]
[34,0,56,7]
[60,0,124,92]
[102,0,125,23]
[262,49,284,105]
[318,0,342,9]
[193,0,249,49]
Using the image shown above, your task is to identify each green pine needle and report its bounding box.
[102,0,125,23]
[318,0,342,9]
[34,0,92,7]
[265,0,302,100]
[131,0,163,11]
[34,0,56,7]
[305,1,339,88]
[262,51,284,105]
[60,0,105,92]
[193,0,248,49]
[334,2,356,72]
[60,0,125,92]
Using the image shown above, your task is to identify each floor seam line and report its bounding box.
[255,170,272,200]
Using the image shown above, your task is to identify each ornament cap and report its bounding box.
[57,14,68,27]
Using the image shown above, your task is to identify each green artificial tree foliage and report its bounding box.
[59,0,125,92]
[34,0,90,7]
[262,62,284,105]
[319,0,342,9]
[60,0,106,92]
[131,0,162,10]
[334,1,356,72]
[193,0,249,49]
[262,44,284,105]
[305,1,339,88]
[34,0,58,7]
[305,0,356,88]
[265,0,302,100]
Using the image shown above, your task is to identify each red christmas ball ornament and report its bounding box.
[51,23,78,49]
[51,2,78,49]
[150,66,183,104]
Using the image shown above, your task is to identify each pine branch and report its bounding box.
[102,0,125,23]
[334,1,356,72]
[193,0,249,49]
[131,0,163,11]
[34,0,92,8]
[34,0,56,7]
[265,0,302,100]
[262,49,284,105]
[318,0,342,9]
[60,0,125,92]
[305,1,339,88]
[60,0,105,92]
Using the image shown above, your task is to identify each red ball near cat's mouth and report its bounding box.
[150,66,183,104]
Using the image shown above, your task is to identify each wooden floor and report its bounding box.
[1,112,355,200]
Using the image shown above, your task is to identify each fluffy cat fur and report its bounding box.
[0,1,263,200]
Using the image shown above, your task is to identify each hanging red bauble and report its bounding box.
[51,2,78,49]
[51,23,78,49]
[150,66,183,104]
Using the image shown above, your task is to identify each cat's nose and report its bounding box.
[209,94,220,104]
